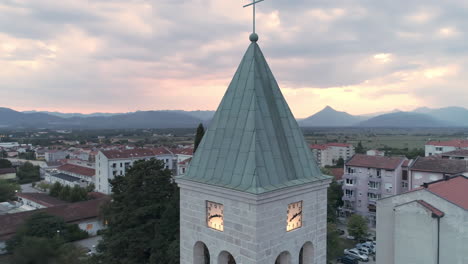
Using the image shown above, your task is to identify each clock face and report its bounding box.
[287,201,303,231]
[206,201,224,231]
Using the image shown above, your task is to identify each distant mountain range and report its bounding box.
[1,106,468,129]
[0,107,212,129]
[299,106,468,127]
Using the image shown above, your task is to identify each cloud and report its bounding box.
[0,0,467,117]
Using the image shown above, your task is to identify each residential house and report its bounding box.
[45,150,68,162]
[16,193,68,210]
[342,154,407,226]
[377,175,468,264]
[0,168,15,180]
[45,163,95,188]
[0,196,109,254]
[425,139,468,156]
[366,149,385,156]
[408,156,468,190]
[440,149,468,160]
[310,143,355,167]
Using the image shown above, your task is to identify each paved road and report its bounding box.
[74,236,102,253]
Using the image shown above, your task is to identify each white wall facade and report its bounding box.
[178,179,330,264]
[425,145,458,157]
[409,171,443,190]
[377,190,468,264]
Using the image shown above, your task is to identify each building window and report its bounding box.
[368,181,380,189]
[435,147,443,151]
[120,163,123,167]
[402,182,408,188]
[345,179,354,185]
[345,189,354,197]
[402,171,408,181]
[429,153,432,156]
[376,169,381,177]
[182,168,186,173]
[367,193,381,200]
[347,167,355,174]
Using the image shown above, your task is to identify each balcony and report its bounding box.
[343,184,356,190]
[342,195,356,201]
[367,188,381,194]
[368,176,382,182]
[343,173,356,179]
[368,199,377,205]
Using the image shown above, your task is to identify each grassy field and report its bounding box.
[303,127,468,150]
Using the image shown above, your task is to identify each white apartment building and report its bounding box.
[342,154,407,226]
[310,143,355,167]
[95,148,192,194]
[44,150,68,162]
[425,139,468,156]
[377,175,468,264]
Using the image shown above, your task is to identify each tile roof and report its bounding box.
[346,154,405,170]
[424,175,468,210]
[0,197,109,240]
[440,149,468,157]
[426,139,468,148]
[410,156,468,174]
[329,168,344,181]
[101,148,168,159]
[57,164,95,177]
[171,148,194,155]
[416,200,445,217]
[310,144,327,150]
[16,193,68,207]
[178,157,192,165]
[0,168,16,174]
[178,41,327,194]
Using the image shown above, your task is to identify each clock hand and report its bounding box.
[289,211,302,222]
[209,214,222,220]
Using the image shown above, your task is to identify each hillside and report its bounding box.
[358,112,451,127]
[300,106,363,127]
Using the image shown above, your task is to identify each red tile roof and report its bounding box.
[0,197,109,240]
[171,148,194,155]
[440,149,468,157]
[410,156,468,174]
[178,157,192,165]
[425,175,468,210]
[101,148,166,159]
[416,200,445,218]
[329,168,344,181]
[16,193,68,207]
[57,164,95,177]
[0,168,16,174]
[346,154,405,170]
[426,139,468,148]
[310,144,327,150]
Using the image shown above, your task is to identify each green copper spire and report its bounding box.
[178,40,328,194]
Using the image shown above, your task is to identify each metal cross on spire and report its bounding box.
[243,0,265,34]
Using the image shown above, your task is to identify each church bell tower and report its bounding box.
[176,3,331,263]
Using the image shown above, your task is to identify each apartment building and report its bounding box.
[425,139,468,156]
[95,147,193,194]
[310,143,355,167]
[377,175,468,264]
[342,154,407,226]
[408,156,468,190]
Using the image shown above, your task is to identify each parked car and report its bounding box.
[357,242,375,254]
[337,255,359,264]
[344,248,369,262]
[357,246,371,256]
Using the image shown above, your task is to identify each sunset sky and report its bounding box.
[1,0,467,118]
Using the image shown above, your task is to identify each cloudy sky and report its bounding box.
[1,0,467,118]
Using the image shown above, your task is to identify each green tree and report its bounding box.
[86,183,96,193]
[49,182,63,197]
[355,141,365,154]
[95,158,179,264]
[17,162,41,184]
[327,223,341,261]
[0,158,12,168]
[0,180,20,202]
[347,214,368,241]
[6,212,88,253]
[36,182,51,192]
[327,180,344,223]
[70,185,88,202]
[193,123,205,153]
[59,185,72,201]
[335,157,344,168]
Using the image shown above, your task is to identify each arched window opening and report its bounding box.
[194,241,210,264]
[275,251,292,264]
[218,251,236,264]
[299,241,314,264]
